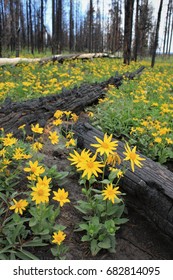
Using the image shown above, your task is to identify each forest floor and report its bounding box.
[33,129,173,260]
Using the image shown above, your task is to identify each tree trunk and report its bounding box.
[69,0,74,52]
[123,0,134,64]
[133,0,139,61]
[151,0,163,67]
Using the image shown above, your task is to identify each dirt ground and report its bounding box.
[37,140,173,260]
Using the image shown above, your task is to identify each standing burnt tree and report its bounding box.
[151,0,163,67]
[123,0,134,64]
[69,0,74,52]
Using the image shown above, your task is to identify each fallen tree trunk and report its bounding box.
[0,53,117,66]
[0,66,144,136]
[72,121,173,240]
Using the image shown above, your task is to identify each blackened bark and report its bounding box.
[151,0,163,67]
[123,0,134,64]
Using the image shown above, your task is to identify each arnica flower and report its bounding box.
[91,133,118,157]
[32,141,43,151]
[9,199,28,215]
[36,176,51,188]
[106,152,121,166]
[123,143,145,172]
[31,185,51,204]
[52,230,66,245]
[53,188,70,207]
[70,113,79,122]
[48,131,59,145]
[53,119,63,126]
[3,136,17,147]
[68,149,92,167]
[102,183,121,203]
[31,123,43,134]
[65,138,76,148]
[77,154,103,180]
[18,124,26,130]
[24,160,45,177]
[54,110,64,119]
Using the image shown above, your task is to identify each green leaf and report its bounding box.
[81,235,91,242]
[29,218,37,227]
[23,238,48,247]
[90,239,101,256]
[0,193,8,205]
[100,179,110,184]
[0,253,8,260]
[78,223,89,231]
[114,218,129,225]
[98,237,111,249]
[39,229,50,235]
[16,249,39,260]
[53,224,66,231]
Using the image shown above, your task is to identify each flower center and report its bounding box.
[87,161,94,169]
[102,143,109,149]
[31,166,37,173]
[16,202,22,208]
[129,152,136,161]
[107,190,114,196]
[37,189,44,196]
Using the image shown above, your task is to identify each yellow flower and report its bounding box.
[54,110,64,119]
[102,183,121,203]
[2,159,11,165]
[66,132,74,139]
[53,119,63,126]
[87,111,94,118]
[106,152,121,166]
[68,149,91,166]
[154,137,162,143]
[166,138,173,144]
[48,131,59,144]
[36,176,51,188]
[9,199,28,215]
[65,138,76,148]
[31,185,50,204]
[24,160,45,176]
[109,167,124,178]
[31,123,43,134]
[70,113,78,122]
[77,154,103,180]
[18,124,26,130]
[53,188,70,207]
[0,148,6,157]
[32,141,43,151]
[27,174,37,181]
[52,230,66,245]
[123,143,145,172]
[3,136,17,147]
[91,133,118,157]
[64,111,71,117]
[13,147,25,160]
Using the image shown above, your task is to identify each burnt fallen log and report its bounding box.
[72,121,173,240]
[0,53,114,66]
[0,66,144,136]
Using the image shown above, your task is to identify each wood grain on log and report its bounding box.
[0,66,144,136]
[72,121,173,240]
